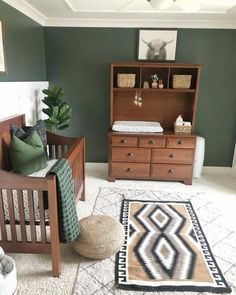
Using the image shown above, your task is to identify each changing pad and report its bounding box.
[112,121,163,133]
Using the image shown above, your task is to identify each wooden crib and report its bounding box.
[0,114,85,277]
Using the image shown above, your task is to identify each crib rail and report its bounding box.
[0,115,85,277]
[47,133,85,201]
[0,170,61,277]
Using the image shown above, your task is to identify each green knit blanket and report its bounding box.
[48,158,80,243]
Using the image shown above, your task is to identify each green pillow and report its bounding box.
[10,130,47,175]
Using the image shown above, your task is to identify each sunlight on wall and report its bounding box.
[0,81,48,125]
[232,143,236,177]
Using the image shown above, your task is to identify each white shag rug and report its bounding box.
[9,244,81,295]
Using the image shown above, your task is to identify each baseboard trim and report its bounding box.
[202,166,232,174]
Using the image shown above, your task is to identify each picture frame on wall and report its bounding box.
[0,20,7,73]
[138,29,177,61]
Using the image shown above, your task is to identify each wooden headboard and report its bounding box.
[0,114,25,170]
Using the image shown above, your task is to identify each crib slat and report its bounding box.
[38,191,46,243]
[17,189,27,243]
[63,145,68,155]
[0,190,7,242]
[56,145,62,158]
[28,190,36,243]
[7,189,17,242]
[49,145,53,159]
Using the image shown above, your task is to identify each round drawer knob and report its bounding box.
[127,153,134,157]
[169,154,175,158]
[178,140,184,145]
[168,169,174,174]
[127,168,133,172]
[120,139,127,144]
[149,140,156,144]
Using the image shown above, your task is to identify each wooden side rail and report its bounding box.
[0,170,61,277]
[47,133,85,201]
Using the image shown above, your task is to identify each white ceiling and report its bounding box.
[2,0,236,28]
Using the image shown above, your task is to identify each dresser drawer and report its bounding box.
[111,163,150,179]
[138,137,166,148]
[111,136,137,147]
[111,147,151,162]
[167,137,196,149]
[152,148,194,164]
[151,164,193,180]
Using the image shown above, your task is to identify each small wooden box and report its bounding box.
[174,123,192,133]
[173,75,192,89]
[117,74,136,88]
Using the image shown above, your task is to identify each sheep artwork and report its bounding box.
[142,38,174,60]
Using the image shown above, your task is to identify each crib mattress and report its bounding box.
[112,121,163,133]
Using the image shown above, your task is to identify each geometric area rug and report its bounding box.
[116,199,232,293]
[73,187,236,295]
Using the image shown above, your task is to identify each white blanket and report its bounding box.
[112,121,163,133]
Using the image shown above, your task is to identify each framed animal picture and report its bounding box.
[138,29,177,61]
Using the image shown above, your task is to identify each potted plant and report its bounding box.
[151,74,159,88]
[42,86,72,133]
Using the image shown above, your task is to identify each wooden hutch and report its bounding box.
[108,62,201,185]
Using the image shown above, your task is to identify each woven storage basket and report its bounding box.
[173,75,192,89]
[117,74,136,88]
[174,123,192,134]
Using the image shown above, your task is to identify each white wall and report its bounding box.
[0,81,49,125]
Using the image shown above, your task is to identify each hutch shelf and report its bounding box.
[108,62,201,185]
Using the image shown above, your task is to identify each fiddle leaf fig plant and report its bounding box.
[42,86,72,133]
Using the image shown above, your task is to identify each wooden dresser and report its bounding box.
[108,62,201,185]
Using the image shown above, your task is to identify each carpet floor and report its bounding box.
[74,187,236,295]
[6,163,236,295]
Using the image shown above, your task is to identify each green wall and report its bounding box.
[0,1,46,81]
[44,27,236,166]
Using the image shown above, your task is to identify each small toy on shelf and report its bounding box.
[151,74,159,88]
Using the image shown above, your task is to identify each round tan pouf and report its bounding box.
[72,215,125,259]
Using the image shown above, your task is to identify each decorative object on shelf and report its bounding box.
[143,81,149,88]
[174,119,192,133]
[42,85,72,133]
[0,20,6,73]
[117,73,136,88]
[138,30,177,61]
[175,114,183,125]
[173,74,192,89]
[158,79,164,88]
[133,91,142,107]
[151,74,159,88]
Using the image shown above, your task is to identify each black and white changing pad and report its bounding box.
[112,121,163,133]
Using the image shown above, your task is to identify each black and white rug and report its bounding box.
[116,199,231,293]
[73,187,236,295]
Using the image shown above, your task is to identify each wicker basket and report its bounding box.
[174,123,192,134]
[173,75,192,89]
[117,74,136,88]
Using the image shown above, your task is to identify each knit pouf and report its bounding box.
[72,215,125,259]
